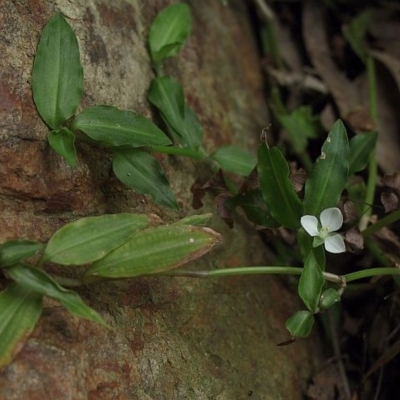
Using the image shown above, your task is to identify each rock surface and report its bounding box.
[0,1,324,399]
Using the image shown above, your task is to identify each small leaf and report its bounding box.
[0,240,44,268]
[7,264,108,327]
[303,120,350,216]
[148,76,185,131]
[298,250,325,313]
[276,105,322,153]
[149,3,192,66]
[349,131,377,174]
[71,105,171,148]
[148,76,203,149]
[48,128,77,168]
[285,310,314,338]
[85,224,221,278]
[113,147,178,210]
[211,145,257,176]
[41,213,154,265]
[258,143,304,229]
[342,9,372,63]
[32,12,83,129]
[0,283,43,369]
[319,288,341,310]
[226,189,280,228]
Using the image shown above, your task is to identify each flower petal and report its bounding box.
[320,207,343,233]
[300,215,319,236]
[324,234,346,254]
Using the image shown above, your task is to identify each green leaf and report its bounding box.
[298,250,325,313]
[0,283,43,369]
[7,264,108,327]
[48,128,77,168]
[71,105,171,148]
[319,288,341,310]
[113,147,178,210]
[303,120,350,216]
[0,240,44,268]
[349,131,377,175]
[342,9,372,63]
[32,12,83,129]
[276,106,322,153]
[41,213,154,265]
[85,224,222,278]
[149,3,192,66]
[258,143,304,229]
[285,310,314,338]
[211,145,257,176]
[148,76,203,149]
[227,189,280,228]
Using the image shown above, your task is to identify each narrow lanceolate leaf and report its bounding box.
[149,3,192,66]
[113,147,178,210]
[71,106,171,148]
[298,250,325,313]
[211,145,257,177]
[303,120,350,216]
[41,213,155,265]
[0,283,43,369]
[32,12,83,129]
[258,143,304,229]
[148,76,203,149]
[285,310,314,338]
[349,131,377,175]
[48,128,77,168]
[7,264,108,327]
[0,240,44,268]
[85,224,222,278]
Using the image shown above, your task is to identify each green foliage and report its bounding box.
[211,145,256,177]
[0,284,43,369]
[303,120,349,216]
[113,147,179,210]
[32,12,83,129]
[48,128,77,168]
[285,310,314,338]
[298,250,325,313]
[342,9,372,63]
[148,76,203,150]
[41,213,154,265]
[349,131,378,174]
[149,3,192,66]
[0,240,44,268]
[226,189,280,228]
[258,143,304,229]
[7,264,108,327]
[86,224,221,278]
[273,103,322,154]
[71,105,171,148]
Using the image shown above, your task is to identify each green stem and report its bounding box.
[364,236,393,268]
[362,209,400,238]
[360,55,378,231]
[150,145,205,160]
[165,266,343,284]
[344,268,400,283]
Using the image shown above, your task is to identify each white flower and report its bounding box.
[300,207,346,254]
